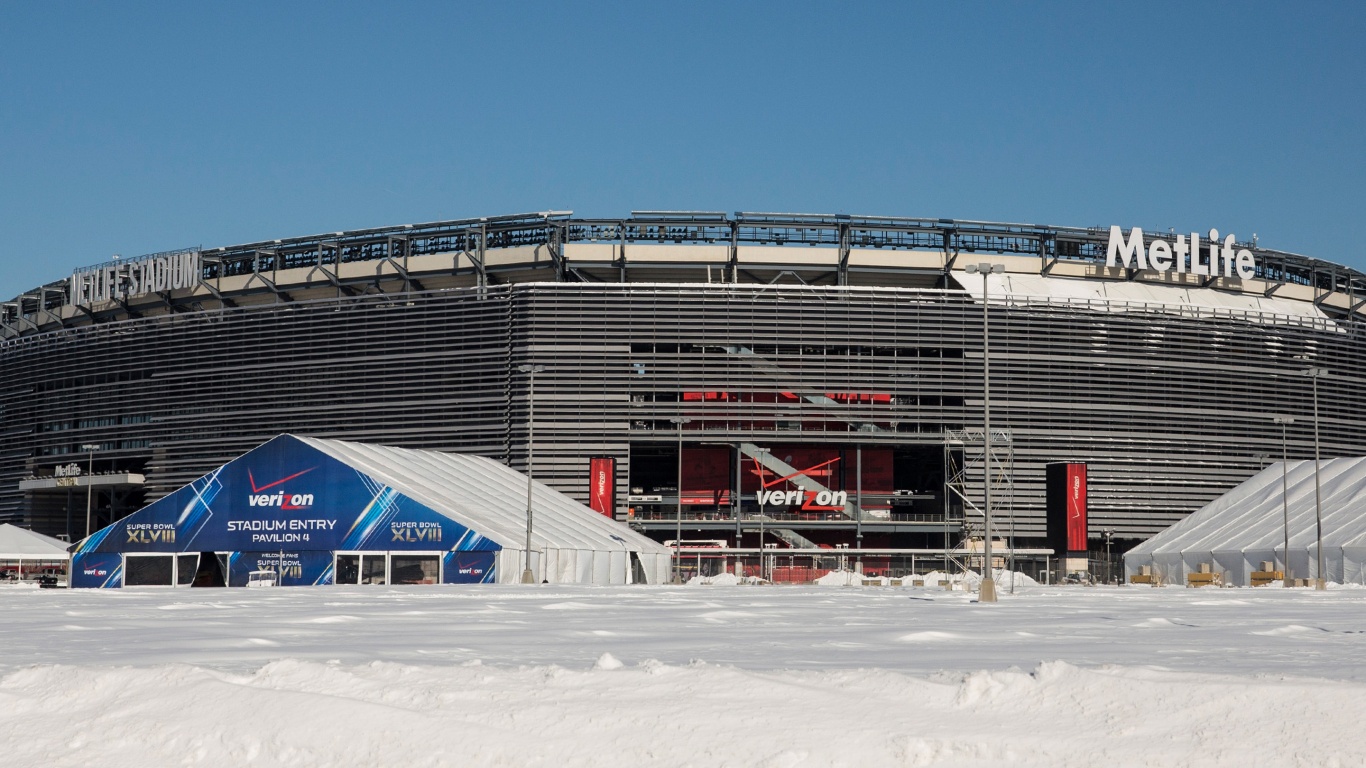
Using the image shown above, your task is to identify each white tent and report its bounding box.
[1124,457,1366,586]
[298,437,672,585]
[0,523,71,578]
[958,270,1331,326]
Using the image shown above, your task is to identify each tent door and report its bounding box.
[191,551,226,587]
[629,551,647,585]
[361,554,387,584]
[335,553,360,585]
[176,554,198,586]
[334,552,386,585]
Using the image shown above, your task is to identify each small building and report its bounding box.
[71,435,670,588]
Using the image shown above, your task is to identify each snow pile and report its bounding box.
[814,569,866,586]
[984,569,1040,589]
[3,657,1364,766]
[686,572,749,586]
[907,569,1040,590]
[4,584,1366,765]
[903,570,957,588]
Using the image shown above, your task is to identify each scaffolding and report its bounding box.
[943,428,1015,582]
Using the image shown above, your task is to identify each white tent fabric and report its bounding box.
[956,271,1331,327]
[1124,457,1366,586]
[0,523,71,560]
[296,436,671,585]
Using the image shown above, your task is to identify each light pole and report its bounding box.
[669,417,692,583]
[518,364,545,584]
[1273,415,1295,587]
[964,262,1004,603]
[1298,365,1328,590]
[1101,528,1114,584]
[81,443,100,539]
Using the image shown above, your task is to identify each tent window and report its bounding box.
[176,554,198,586]
[335,554,360,585]
[391,555,439,585]
[361,555,387,585]
[125,555,174,586]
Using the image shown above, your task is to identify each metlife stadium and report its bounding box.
[3,211,1365,565]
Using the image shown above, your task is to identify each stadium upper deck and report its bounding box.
[4,211,1365,337]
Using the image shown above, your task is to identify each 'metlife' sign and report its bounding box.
[1106,226,1256,280]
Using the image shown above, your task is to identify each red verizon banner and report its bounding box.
[1066,463,1088,552]
[589,457,615,517]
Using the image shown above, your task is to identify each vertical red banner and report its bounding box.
[589,457,615,517]
[1066,463,1088,552]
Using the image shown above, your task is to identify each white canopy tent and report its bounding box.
[1124,457,1366,586]
[957,270,1331,326]
[0,523,71,579]
[299,437,672,585]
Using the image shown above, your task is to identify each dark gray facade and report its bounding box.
[3,212,1365,550]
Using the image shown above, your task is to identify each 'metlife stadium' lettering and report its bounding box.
[1106,226,1256,280]
[68,250,201,306]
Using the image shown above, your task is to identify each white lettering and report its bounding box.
[68,251,201,306]
[1105,226,1256,280]
[1105,226,1148,270]
[1189,232,1207,276]
[1147,239,1173,271]
[1174,235,1189,274]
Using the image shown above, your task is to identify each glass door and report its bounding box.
[360,554,387,584]
[335,553,360,585]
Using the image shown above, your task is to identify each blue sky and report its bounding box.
[1,2,1362,294]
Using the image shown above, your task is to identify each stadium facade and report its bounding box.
[3,211,1365,564]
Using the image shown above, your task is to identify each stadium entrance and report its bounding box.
[626,442,952,549]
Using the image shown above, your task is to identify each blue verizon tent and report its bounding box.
[71,435,670,588]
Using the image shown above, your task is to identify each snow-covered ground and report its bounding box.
[4,581,1366,766]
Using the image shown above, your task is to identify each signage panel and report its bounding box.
[68,249,202,306]
[589,457,615,517]
[73,435,501,557]
[1106,226,1256,279]
[71,552,124,589]
[442,551,496,583]
[1046,462,1088,555]
[228,550,335,587]
[1066,463,1088,553]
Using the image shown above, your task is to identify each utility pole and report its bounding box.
[518,364,545,584]
[1294,360,1327,590]
[964,262,1004,602]
[670,417,692,583]
[1273,415,1294,588]
[81,443,100,539]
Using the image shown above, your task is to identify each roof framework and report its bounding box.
[5,212,1365,338]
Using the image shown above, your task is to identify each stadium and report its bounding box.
[3,211,1365,577]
